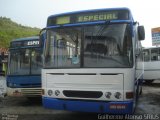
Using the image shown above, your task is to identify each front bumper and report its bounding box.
[7,87,41,97]
[42,97,134,114]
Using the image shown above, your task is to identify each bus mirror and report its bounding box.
[138,26,145,41]
[39,28,46,36]
[39,28,46,47]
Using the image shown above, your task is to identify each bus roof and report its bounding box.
[10,36,40,49]
[48,7,132,18]
[47,7,134,27]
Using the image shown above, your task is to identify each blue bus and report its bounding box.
[7,36,44,97]
[41,8,145,114]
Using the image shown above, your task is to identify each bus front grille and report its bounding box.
[63,90,103,98]
[21,88,41,96]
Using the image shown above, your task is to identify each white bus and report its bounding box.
[143,47,160,83]
[41,8,145,114]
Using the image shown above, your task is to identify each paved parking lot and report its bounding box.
[0,80,160,120]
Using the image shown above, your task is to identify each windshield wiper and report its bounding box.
[96,21,111,37]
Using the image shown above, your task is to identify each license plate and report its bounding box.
[13,92,22,96]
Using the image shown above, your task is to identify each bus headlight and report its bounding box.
[55,90,60,96]
[48,90,53,96]
[126,92,134,99]
[105,92,111,99]
[114,92,121,99]
[8,83,13,87]
[8,83,17,87]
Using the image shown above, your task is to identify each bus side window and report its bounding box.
[152,56,157,61]
[151,48,158,61]
[143,49,150,61]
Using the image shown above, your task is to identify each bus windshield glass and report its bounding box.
[44,23,133,68]
[9,48,42,75]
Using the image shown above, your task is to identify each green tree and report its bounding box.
[0,17,40,48]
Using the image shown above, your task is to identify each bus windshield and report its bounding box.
[44,23,133,68]
[9,48,42,75]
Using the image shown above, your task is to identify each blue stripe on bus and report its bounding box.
[42,97,133,114]
[45,20,133,29]
[7,75,41,88]
[63,20,132,27]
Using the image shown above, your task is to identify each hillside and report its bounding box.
[0,17,40,48]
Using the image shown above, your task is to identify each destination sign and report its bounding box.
[77,13,118,22]
[48,10,129,26]
[27,41,40,46]
[10,39,40,48]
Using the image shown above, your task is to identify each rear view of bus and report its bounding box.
[7,36,43,97]
[42,8,145,114]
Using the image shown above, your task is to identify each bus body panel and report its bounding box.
[144,61,160,80]
[7,75,41,88]
[42,68,136,100]
[7,75,41,96]
[42,69,135,114]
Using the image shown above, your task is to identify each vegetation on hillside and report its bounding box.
[0,17,40,48]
